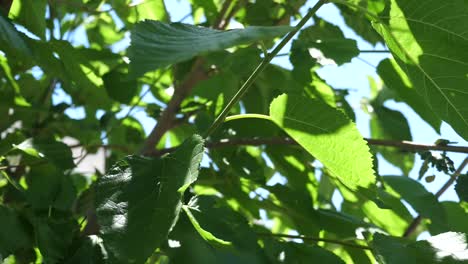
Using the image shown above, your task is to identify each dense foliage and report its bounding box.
[1,0,468,263]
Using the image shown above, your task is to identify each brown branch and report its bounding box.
[139,60,207,155]
[147,137,468,156]
[256,232,371,250]
[365,139,468,153]
[403,156,468,238]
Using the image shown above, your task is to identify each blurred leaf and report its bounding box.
[103,67,138,104]
[0,206,33,257]
[334,0,385,45]
[292,17,359,66]
[189,0,220,24]
[34,216,77,263]
[114,0,169,26]
[0,12,31,62]
[26,164,77,211]
[361,189,412,236]
[64,235,107,264]
[9,0,47,39]
[384,176,447,228]
[265,144,317,195]
[15,137,75,170]
[108,117,145,155]
[373,0,468,139]
[456,174,468,202]
[370,106,414,175]
[95,135,204,263]
[182,204,233,248]
[263,239,345,264]
[372,232,468,263]
[429,202,468,235]
[168,195,268,264]
[269,94,376,198]
[86,12,124,47]
[425,175,436,183]
[128,21,292,77]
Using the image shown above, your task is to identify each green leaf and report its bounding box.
[373,0,468,139]
[114,0,169,27]
[377,58,441,131]
[26,164,77,211]
[15,137,75,170]
[269,94,376,197]
[429,202,468,235]
[0,12,31,61]
[182,204,233,248]
[34,217,76,264]
[0,206,33,257]
[361,189,412,236]
[293,17,360,65]
[283,242,345,263]
[455,174,468,202]
[9,0,47,39]
[95,135,204,263]
[263,239,345,264]
[128,20,292,77]
[189,0,220,24]
[103,67,138,104]
[265,144,317,194]
[370,106,414,175]
[384,176,447,227]
[372,232,468,263]
[64,236,107,264]
[169,195,268,263]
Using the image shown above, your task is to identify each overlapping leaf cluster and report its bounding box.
[0,0,467,263]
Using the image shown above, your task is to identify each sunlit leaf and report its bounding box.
[269,94,376,197]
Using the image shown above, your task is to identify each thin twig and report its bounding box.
[403,156,468,237]
[256,232,371,250]
[366,139,468,153]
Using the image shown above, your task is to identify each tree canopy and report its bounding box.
[1,0,468,263]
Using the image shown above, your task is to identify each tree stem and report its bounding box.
[203,0,329,138]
